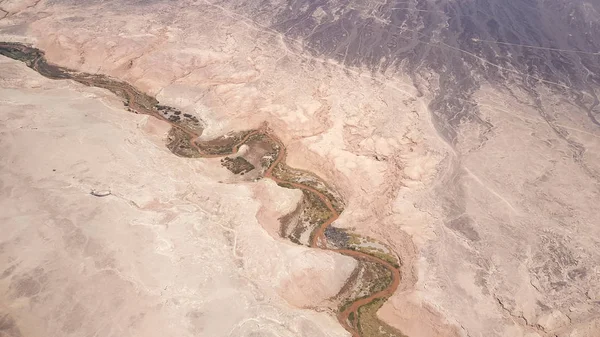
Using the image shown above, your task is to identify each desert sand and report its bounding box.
[0,56,356,336]
[1,0,600,336]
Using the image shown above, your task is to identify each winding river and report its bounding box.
[0,42,404,337]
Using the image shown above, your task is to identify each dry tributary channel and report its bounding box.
[0,42,406,337]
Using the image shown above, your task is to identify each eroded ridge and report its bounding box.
[0,42,404,337]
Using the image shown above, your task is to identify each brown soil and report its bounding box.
[220,157,255,175]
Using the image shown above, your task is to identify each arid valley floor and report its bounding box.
[1,1,600,337]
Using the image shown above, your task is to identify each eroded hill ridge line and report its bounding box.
[0,42,405,337]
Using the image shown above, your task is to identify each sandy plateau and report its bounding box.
[0,56,357,336]
[1,0,600,337]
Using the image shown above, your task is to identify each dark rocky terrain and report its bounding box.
[222,0,600,139]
